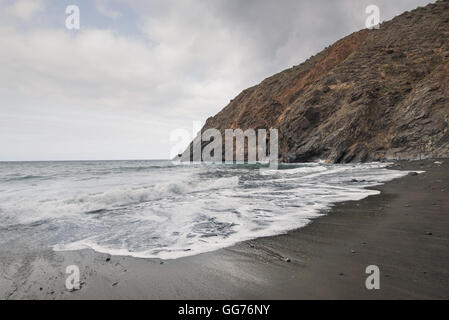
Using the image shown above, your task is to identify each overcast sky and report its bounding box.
[0,0,434,161]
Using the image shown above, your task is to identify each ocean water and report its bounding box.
[0,160,408,259]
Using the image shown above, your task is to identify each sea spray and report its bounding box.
[0,160,409,259]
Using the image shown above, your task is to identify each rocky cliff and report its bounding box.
[186,0,449,163]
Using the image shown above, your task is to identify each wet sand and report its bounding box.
[1,159,448,299]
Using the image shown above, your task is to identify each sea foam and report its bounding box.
[0,160,409,259]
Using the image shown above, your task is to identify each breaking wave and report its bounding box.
[0,160,409,259]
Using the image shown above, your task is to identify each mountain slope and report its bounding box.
[186,0,449,163]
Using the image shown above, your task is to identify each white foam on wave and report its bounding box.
[278,165,328,175]
[0,174,239,225]
[0,161,410,260]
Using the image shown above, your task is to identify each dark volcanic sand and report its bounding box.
[1,159,448,299]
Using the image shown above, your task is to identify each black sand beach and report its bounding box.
[1,159,448,299]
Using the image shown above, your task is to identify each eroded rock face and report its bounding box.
[186,0,449,163]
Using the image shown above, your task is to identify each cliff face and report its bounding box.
[189,0,449,163]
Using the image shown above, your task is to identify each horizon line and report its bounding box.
[0,158,170,163]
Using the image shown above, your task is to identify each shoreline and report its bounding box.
[1,159,448,299]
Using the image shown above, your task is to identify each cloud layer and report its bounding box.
[0,0,434,160]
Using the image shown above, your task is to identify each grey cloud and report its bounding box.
[0,0,435,160]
